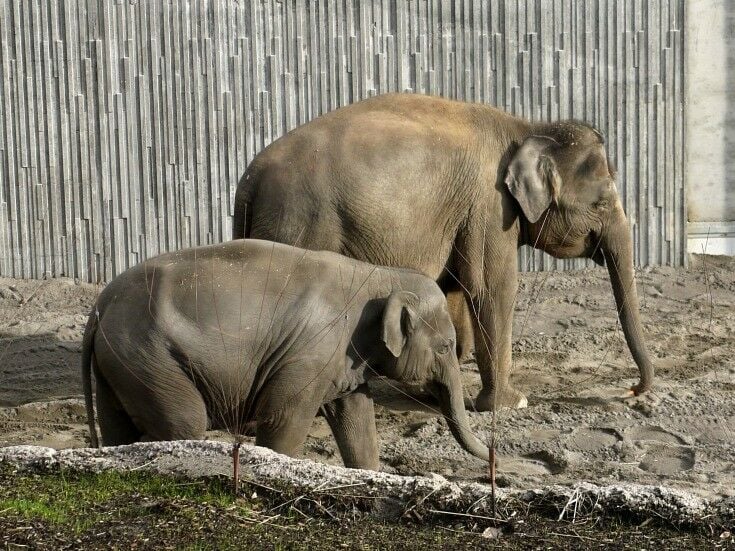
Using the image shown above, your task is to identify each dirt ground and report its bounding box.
[1,254,733,500]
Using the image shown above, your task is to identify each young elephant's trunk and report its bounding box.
[435,366,490,461]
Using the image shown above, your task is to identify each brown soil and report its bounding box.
[1,254,733,499]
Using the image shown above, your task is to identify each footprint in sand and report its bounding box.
[501,450,567,476]
[625,425,694,474]
[625,425,687,445]
[638,444,695,474]
[566,427,621,452]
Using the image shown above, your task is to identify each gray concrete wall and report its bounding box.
[0,0,686,282]
[686,0,735,255]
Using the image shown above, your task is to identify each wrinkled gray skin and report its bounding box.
[233,93,655,411]
[81,239,489,469]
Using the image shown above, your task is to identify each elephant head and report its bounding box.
[506,122,654,394]
[381,289,490,460]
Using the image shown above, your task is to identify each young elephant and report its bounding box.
[82,239,489,470]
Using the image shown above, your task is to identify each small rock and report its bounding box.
[59,342,81,352]
[481,526,502,539]
[645,285,663,297]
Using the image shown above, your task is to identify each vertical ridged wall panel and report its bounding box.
[0,0,685,281]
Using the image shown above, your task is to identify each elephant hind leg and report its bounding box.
[94,355,209,443]
[95,370,142,446]
[126,379,208,442]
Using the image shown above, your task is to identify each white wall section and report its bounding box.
[685,0,735,256]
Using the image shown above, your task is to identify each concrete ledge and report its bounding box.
[2,441,733,528]
[688,222,735,256]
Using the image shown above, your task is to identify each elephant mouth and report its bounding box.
[588,232,606,266]
[402,379,432,395]
[379,377,429,397]
[590,246,606,266]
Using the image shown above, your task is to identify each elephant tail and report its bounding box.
[81,310,99,448]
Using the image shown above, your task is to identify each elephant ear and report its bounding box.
[382,291,420,357]
[505,135,561,223]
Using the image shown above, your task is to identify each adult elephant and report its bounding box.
[233,93,654,411]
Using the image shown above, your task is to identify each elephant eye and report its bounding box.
[593,198,608,211]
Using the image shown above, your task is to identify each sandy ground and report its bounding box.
[1,255,733,500]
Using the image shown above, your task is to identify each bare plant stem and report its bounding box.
[233,441,241,498]
[490,432,497,517]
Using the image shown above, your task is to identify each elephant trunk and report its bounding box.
[601,210,655,394]
[435,366,491,461]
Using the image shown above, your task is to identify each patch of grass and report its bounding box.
[0,466,239,534]
[1,497,69,525]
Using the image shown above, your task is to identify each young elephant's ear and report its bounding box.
[382,291,420,357]
[505,135,561,223]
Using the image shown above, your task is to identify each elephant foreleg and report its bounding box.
[468,277,527,411]
[321,386,379,470]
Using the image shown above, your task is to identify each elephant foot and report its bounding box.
[472,386,528,412]
[630,381,652,396]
